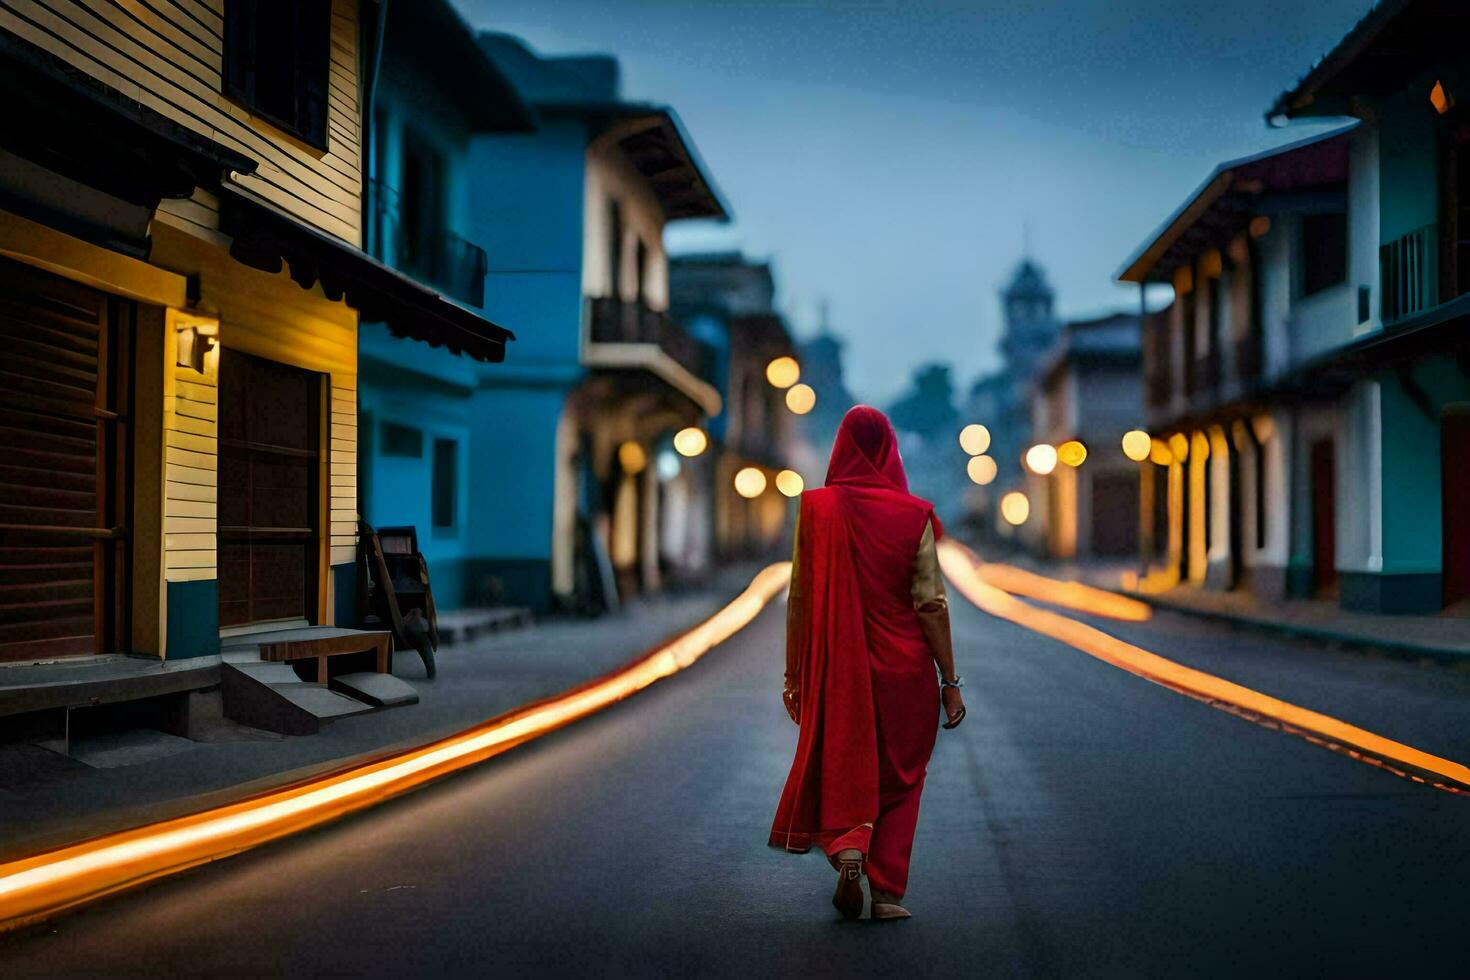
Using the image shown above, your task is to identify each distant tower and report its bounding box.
[998,258,1059,384]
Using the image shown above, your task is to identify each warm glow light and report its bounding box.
[765,356,801,389]
[1167,432,1189,462]
[1199,248,1223,279]
[1000,491,1030,526]
[734,466,768,498]
[1057,440,1087,467]
[1251,414,1275,444]
[1249,215,1271,239]
[958,423,991,456]
[1191,430,1210,461]
[0,563,793,933]
[936,539,1470,797]
[1149,438,1173,466]
[1024,444,1057,475]
[785,383,816,415]
[617,441,647,474]
[966,454,997,485]
[1231,420,1251,453]
[950,541,1150,622]
[673,427,708,457]
[1431,80,1454,115]
[775,469,804,497]
[1122,430,1151,462]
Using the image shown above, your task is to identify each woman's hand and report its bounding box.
[782,683,801,725]
[941,686,965,729]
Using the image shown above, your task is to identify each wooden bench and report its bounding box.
[247,627,394,684]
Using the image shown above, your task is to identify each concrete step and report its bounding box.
[331,672,419,709]
[221,661,376,736]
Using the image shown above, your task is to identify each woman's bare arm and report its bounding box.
[911,521,956,680]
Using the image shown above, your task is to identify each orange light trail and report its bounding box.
[0,563,792,933]
[949,542,1151,622]
[938,540,1470,795]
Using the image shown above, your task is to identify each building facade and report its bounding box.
[1023,313,1143,559]
[0,0,509,667]
[357,32,728,614]
[1120,0,1470,614]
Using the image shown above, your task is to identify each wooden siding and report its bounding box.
[162,313,217,583]
[0,0,362,244]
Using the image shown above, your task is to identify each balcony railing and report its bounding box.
[1380,223,1437,326]
[587,297,715,383]
[369,179,487,308]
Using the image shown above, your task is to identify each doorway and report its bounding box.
[217,350,322,628]
[1309,438,1337,597]
[1443,404,1470,613]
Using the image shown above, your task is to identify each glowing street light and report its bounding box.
[734,466,768,498]
[1149,438,1173,466]
[1000,491,1030,526]
[785,383,816,415]
[1025,443,1057,475]
[1168,432,1189,462]
[673,426,709,457]
[966,454,997,485]
[618,441,647,475]
[958,423,991,456]
[1121,429,1151,462]
[775,469,805,497]
[1058,440,1087,467]
[766,356,800,389]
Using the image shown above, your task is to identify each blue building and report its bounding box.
[359,25,728,614]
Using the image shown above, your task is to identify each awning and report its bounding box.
[1117,124,1355,284]
[219,184,515,363]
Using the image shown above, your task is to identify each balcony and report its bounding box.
[1380,223,1437,326]
[369,179,487,308]
[587,298,715,383]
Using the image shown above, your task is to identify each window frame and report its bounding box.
[222,0,334,151]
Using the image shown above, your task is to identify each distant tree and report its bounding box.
[887,362,959,439]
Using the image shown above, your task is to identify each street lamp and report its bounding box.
[775,469,804,497]
[1025,443,1057,475]
[1058,440,1087,467]
[734,466,767,498]
[1122,429,1150,462]
[1000,491,1030,526]
[766,356,800,389]
[966,454,997,485]
[673,426,708,457]
[785,383,816,415]
[617,441,647,475]
[958,423,991,456]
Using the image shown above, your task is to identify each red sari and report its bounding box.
[769,406,942,900]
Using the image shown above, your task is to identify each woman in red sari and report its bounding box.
[770,405,965,921]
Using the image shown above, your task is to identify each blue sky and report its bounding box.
[459,0,1371,404]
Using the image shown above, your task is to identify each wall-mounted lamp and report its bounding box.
[1431,80,1454,116]
[171,312,219,374]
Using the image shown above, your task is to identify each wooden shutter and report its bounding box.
[0,258,128,661]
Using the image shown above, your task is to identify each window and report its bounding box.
[399,137,444,276]
[381,422,423,458]
[432,438,457,530]
[223,0,332,149]
[1300,212,1347,297]
[635,237,648,304]
[607,200,623,299]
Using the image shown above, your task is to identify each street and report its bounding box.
[5,587,1470,977]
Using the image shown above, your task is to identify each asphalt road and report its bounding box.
[4,588,1470,977]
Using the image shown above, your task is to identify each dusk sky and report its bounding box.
[459,0,1371,405]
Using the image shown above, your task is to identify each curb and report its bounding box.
[1120,592,1470,667]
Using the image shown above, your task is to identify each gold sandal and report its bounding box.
[832,858,864,920]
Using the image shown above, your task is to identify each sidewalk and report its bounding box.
[1042,559,1470,662]
[0,564,767,864]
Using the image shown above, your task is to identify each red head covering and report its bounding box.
[825,405,909,493]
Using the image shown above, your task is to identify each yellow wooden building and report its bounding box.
[0,0,511,666]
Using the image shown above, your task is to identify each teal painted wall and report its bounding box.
[1379,360,1470,574]
[1376,78,1440,245]
[165,579,219,660]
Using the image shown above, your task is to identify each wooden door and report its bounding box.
[1310,438,1337,597]
[217,350,321,628]
[1443,405,1470,612]
[1090,470,1139,557]
[0,258,129,661]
